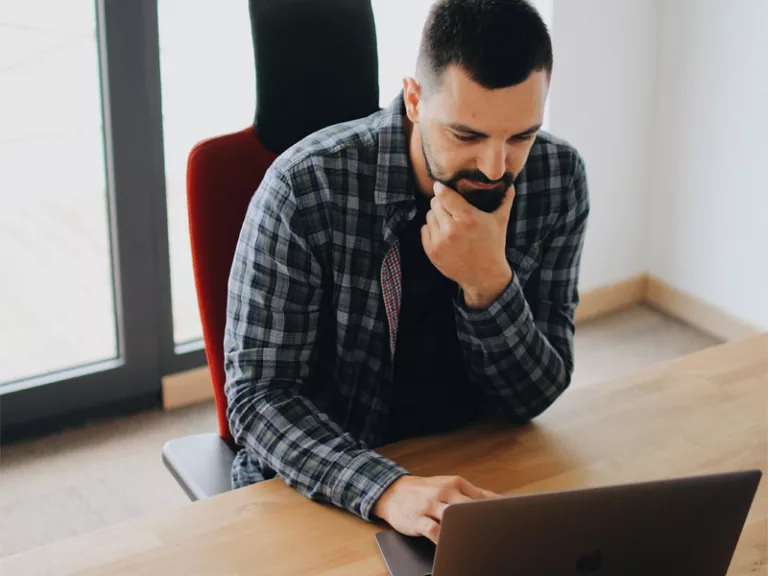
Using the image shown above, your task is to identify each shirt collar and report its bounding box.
[374,91,416,206]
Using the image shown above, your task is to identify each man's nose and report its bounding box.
[477,143,507,182]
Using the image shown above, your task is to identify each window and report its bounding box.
[0,1,117,384]
[157,0,255,346]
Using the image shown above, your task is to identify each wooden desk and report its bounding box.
[3,335,766,576]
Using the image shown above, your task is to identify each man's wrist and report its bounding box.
[461,265,513,310]
[373,475,406,521]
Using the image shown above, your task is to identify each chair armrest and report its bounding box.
[162,433,236,501]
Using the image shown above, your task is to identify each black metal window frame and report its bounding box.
[1,0,206,443]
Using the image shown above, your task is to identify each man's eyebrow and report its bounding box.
[512,123,543,137]
[447,123,489,138]
[447,122,543,139]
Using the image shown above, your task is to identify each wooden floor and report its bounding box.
[0,305,721,559]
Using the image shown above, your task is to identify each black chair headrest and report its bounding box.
[249,0,380,154]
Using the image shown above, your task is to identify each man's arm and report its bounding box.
[454,154,590,421]
[224,167,407,521]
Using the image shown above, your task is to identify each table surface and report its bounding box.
[3,334,766,576]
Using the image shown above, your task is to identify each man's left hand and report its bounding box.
[422,181,515,310]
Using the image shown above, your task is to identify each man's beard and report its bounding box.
[421,135,515,214]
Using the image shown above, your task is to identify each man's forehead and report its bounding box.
[430,65,548,132]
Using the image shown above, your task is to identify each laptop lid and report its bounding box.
[376,469,761,576]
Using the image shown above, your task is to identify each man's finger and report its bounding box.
[425,500,450,523]
[418,516,441,545]
[426,208,441,235]
[442,492,473,507]
[457,477,496,500]
[430,195,455,231]
[421,224,432,253]
[433,181,469,219]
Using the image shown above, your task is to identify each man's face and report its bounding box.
[415,65,549,212]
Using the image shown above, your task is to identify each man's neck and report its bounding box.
[403,115,434,200]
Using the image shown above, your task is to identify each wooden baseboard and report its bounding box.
[575,274,761,341]
[162,367,214,410]
[575,275,648,324]
[645,275,762,342]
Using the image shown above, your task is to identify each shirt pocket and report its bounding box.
[505,241,541,286]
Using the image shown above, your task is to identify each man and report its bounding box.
[224,0,589,544]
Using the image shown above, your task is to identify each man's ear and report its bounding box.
[402,77,421,124]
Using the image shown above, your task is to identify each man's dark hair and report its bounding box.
[417,0,553,94]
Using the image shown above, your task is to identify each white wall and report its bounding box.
[372,0,435,107]
[649,0,768,331]
[548,0,660,291]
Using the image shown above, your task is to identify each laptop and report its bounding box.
[375,469,761,576]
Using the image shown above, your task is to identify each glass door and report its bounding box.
[1,0,172,440]
[0,1,117,385]
[156,0,255,350]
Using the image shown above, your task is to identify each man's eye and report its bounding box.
[514,133,536,142]
[453,133,477,142]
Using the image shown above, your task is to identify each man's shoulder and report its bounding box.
[519,130,587,206]
[254,111,386,245]
[515,130,589,238]
[526,131,585,181]
[268,110,384,188]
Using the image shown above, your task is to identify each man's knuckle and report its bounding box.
[445,476,462,493]
[438,486,455,501]
[420,518,429,531]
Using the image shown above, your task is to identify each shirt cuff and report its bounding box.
[455,273,529,340]
[329,449,409,521]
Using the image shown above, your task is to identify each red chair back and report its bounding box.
[187,128,277,445]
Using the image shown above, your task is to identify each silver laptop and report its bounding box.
[376,469,761,576]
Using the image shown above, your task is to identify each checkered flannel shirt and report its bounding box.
[224,92,589,521]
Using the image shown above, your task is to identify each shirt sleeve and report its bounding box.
[224,167,407,521]
[454,153,590,421]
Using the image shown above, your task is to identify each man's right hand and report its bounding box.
[373,475,498,544]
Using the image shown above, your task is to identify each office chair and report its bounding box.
[162,0,380,501]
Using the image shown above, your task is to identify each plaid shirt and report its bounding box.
[224,93,589,521]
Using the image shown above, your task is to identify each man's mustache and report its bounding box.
[448,170,515,189]
[439,170,515,213]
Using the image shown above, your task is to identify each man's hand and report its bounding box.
[422,182,515,310]
[373,475,498,544]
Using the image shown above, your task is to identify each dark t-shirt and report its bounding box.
[384,182,482,445]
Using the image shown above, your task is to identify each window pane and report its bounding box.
[157,0,255,346]
[0,2,117,384]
